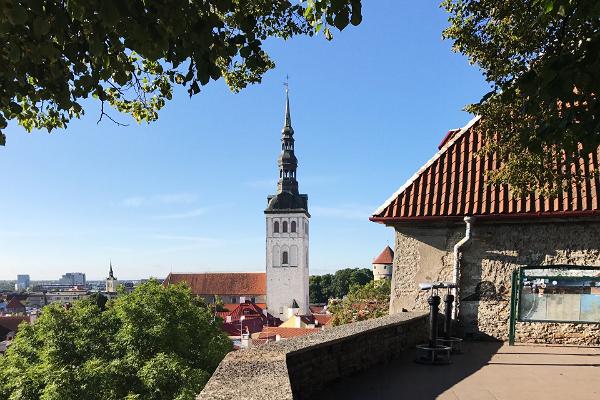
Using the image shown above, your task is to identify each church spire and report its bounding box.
[108,260,114,279]
[277,85,298,194]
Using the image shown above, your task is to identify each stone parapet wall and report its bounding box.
[198,312,428,400]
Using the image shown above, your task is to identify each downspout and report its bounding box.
[452,216,474,319]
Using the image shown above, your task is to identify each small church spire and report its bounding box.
[106,260,118,293]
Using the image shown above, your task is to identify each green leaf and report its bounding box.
[8,5,28,25]
[33,17,50,37]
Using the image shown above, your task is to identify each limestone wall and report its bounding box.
[390,220,600,344]
[197,312,427,400]
[266,214,310,318]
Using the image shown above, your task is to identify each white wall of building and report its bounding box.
[373,263,392,281]
[266,213,310,319]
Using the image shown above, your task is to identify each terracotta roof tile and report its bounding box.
[257,327,320,339]
[163,272,266,295]
[309,305,326,314]
[373,246,394,264]
[371,116,600,223]
[313,314,333,326]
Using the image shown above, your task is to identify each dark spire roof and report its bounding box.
[265,86,309,215]
[290,299,299,309]
[108,261,115,279]
[284,88,292,128]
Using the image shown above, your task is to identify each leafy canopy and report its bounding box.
[0,280,231,400]
[0,0,363,145]
[443,0,600,195]
[309,267,373,303]
[328,279,391,326]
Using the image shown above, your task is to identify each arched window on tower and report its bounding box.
[282,251,289,265]
[283,221,288,232]
[274,221,279,233]
[291,221,296,233]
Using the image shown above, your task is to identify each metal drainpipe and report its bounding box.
[452,216,474,319]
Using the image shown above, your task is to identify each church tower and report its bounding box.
[105,261,118,293]
[265,88,310,319]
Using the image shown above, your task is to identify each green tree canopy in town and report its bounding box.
[443,0,600,196]
[0,280,231,400]
[0,0,363,146]
[309,267,373,303]
[328,279,390,326]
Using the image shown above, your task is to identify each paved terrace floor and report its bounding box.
[321,342,600,400]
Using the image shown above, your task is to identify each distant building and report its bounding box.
[372,246,394,281]
[15,274,30,291]
[105,262,118,293]
[45,290,90,305]
[59,272,86,286]
[5,298,26,315]
[163,272,266,305]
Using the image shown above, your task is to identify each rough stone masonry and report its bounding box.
[389,219,600,345]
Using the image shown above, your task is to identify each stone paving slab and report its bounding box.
[321,342,600,400]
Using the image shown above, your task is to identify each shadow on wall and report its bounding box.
[319,340,503,400]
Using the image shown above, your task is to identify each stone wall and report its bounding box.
[197,312,427,400]
[516,321,600,345]
[266,214,310,318]
[390,220,600,344]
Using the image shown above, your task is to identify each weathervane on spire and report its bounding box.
[283,74,290,92]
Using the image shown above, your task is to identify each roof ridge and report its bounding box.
[372,115,481,216]
[169,271,265,274]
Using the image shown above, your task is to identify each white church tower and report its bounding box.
[265,88,310,319]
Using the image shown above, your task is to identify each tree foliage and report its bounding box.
[0,0,363,145]
[0,280,231,400]
[443,0,600,195]
[309,267,373,303]
[328,279,390,326]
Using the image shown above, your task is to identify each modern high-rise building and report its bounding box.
[265,88,310,319]
[15,274,30,291]
[59,272,86,286]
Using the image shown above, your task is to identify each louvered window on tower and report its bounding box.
[291,221,296,233]
[274,221,279,233]
[283,221,288,232]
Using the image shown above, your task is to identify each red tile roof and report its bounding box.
[221,303,266,312]
[313,314,333,326]
[258,327,320,340]
[163,272,266,295]
[222,316,265,337]
[371,116,600,223]
[216,302,281,328]
[309,305,326,314]
[373,246,394,264]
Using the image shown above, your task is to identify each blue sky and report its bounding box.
[0,1,489,280]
